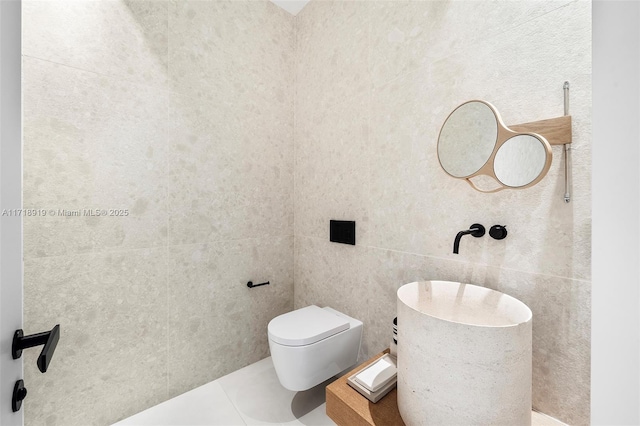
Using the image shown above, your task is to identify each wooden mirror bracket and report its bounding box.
[508,115,572,146]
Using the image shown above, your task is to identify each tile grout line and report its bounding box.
[292,10,299,310]
[165,0,171,399]
[369,0,579,96]
[22,234,296,261]
[21,54,170,94]
[365,0,374,362]
[295,234,591,284]
[22,54,288,106]
[215,377,248,426]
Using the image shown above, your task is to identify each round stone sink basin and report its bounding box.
[396,281,533,425]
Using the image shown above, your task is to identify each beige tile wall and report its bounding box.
[294,1,591,424]
[23,0,591,425]
[22,1,294,424]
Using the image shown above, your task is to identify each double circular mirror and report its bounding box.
[437,100,552,191]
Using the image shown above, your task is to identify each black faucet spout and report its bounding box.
[453,224,485,254]
[453,230,472,254]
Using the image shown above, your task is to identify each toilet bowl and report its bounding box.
[268,305,363,391]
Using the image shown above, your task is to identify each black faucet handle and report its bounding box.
[469,223,486,237]
[489,225,508,240]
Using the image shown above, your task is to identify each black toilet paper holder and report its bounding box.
[247,281,270,289]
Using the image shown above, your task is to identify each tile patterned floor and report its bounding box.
[115,357,566,426]
[114,357,332,426]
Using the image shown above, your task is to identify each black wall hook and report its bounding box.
[13,324,60,373]
[247,281,270,289]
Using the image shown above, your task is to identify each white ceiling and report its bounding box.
[270,0,310,16]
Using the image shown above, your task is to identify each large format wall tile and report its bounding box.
[369,0,573,87]
[469,266,591,425]
[368,67,440,255]
[23,0,168,88]
[23,1,296,425]
[295,93,371,245]
[167,236,294,397]
[168,181,293,246]
[167,0,295,246]
[23,57,169,258]
[168,0,294,109]
[168,91,293,245]
[23,248,168,426]
[368,0,592,280]
[296,0,371,112]
[295,1,592,424]
[169,93,293,196]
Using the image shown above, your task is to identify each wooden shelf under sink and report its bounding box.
[326,350,567,426]
[326,349,405,426]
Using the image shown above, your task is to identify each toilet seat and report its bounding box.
[268,305,350,346]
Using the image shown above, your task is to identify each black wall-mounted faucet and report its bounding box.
[453,224,485,254]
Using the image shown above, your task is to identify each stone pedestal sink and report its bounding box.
[397,281,532,425]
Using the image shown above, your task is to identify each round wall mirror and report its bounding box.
[436,99,559,193]
[437,101,498,178]
[494,135,549,188]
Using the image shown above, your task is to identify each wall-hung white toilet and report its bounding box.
[268,305,363,391]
